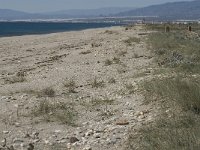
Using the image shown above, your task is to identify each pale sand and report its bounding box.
[0,25,155,150]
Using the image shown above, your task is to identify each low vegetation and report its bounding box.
[124,37,141,46]
[32,100,76,125]
[63,78,77,93]
[91,77,105,88]
[126,24,200,149]
[4,71,26,84]
[104,57,121,66]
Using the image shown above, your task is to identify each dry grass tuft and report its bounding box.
[32,100,76,125]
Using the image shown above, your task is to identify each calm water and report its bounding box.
[0,22,120,37]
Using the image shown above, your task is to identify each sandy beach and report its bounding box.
[0,25,155,150]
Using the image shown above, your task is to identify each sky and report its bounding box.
[0,0,194,13]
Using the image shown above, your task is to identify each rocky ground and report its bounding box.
[0,25,157,150]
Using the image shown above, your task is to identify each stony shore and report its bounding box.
[0,25,156,150]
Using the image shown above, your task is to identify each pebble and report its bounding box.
[14,122,20,127]
[67,143,71,149]
[54,130,62,134]
[3,131,10,134]
[13,138,24,143]
[85,130,93,137]
[83,145,92,150]
[69,137,79,143]
[115,119,129,125]
[93,133,101,138]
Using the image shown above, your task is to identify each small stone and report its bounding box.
[94,133,101,138]
[24,133,31,138]
[13,138,24,143]
[32,132,39,139]
[69,137,79,143]
[27,143,34,150]
[14,122,20,127]
[116,119,129,125]
[67,143,71,149]
[44,140,50,145]
[33,139,40,143]
[3,131,9,134]
[85,130,93,137]
[138,115,146,119]
[83,145,92,150]
[54,130,61,134]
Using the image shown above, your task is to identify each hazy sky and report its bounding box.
[0,0,194,13]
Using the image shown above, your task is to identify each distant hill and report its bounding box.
[0,9,31,20]
[117,0,200,20]
[0,7,135,20]
[45,7,136,18]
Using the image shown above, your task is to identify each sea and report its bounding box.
[0,22,121,37]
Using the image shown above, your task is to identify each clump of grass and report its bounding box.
[133,53,139,58]
[108,77,116,84]
[113,57,121,64]
[79,50,92,55]
[125,83,135,94]
[124,37,141,46]
[63,78,76,93]
[91,77,105,88]
[104,59,113,66]
[4,71,26,84]
[91,98,114,107]
[117,50,127,57]
[32,100,76,125]
[91,43,102,48]
[104,57,121,66]
[41,87,56,98]
[117,64,128,74]
[104,30,116,34]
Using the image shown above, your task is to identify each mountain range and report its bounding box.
[0,7,135,20]
[118,0,200,20]
[0,0,200,21]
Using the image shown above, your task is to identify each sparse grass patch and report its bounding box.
[104,57,121,66]
[124,37,141,46]
[113,57,121,64]
[125,83,135,94]
[133,53,140,58]
[117,64,128,74]
[91,98,115,107]
[91,77,105,88]
[117,50,127,57]
[104,30,116,34]
[37,87,56,98]
[108,77,116,84]
[91,42,102,48]
[63,78,76,93]
[32,100,76,125]
[104,59,113,66]
[4,71,26,84]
